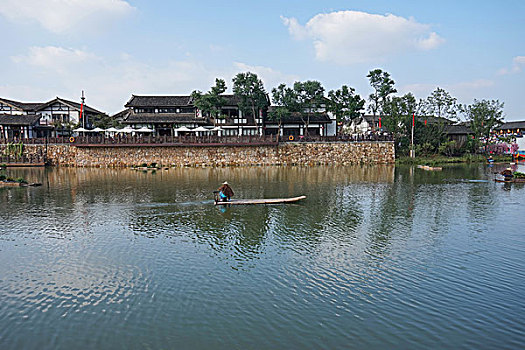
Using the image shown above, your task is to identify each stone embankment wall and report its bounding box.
[12,142,394,167]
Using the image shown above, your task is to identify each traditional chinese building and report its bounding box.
[265,108,335,138]
[0,96,103,139]
[494,120,525,136]
[120,94,266,136]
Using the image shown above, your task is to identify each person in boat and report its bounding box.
[217,181,234,202]
[500,168,514,181]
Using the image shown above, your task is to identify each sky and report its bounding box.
[0,0,524,120]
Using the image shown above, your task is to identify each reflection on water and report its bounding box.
[1,164,524,349]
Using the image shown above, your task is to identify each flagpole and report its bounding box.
[80,90,85,129]
[410,112,415,158]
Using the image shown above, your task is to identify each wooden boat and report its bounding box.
[494,178,525,183]
[417,165,442,171]
[215,195,306,205]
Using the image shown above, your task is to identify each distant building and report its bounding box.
[120,94,267,136]
[0,96,103,139]
[346,115,379,134]
[494,120,525,136]
[443,124,473,148]
[265,107,335,137]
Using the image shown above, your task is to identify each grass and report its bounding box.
[396,154,513,166]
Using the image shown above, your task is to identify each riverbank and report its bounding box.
[396,154,513,166]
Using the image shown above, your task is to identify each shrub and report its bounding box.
[438,140,457,157]
[0,174,6,181]
[16,177,28,184]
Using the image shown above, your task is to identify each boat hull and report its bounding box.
[214,195,306,205]
[494,178,525,183]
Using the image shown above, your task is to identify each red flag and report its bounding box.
[379,117,382,128]
[413,113,415,127]
[80,102,83,120]
[424,119,427,126]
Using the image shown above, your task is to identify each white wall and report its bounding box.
[517,137,525,151]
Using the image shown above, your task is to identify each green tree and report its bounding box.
[462,99,504,153]
[327,85,365,135]
[232,72,268,121]
[293,80,325,136]
[382,94,412,136]
[424,87,459,121]
[191,78,227,119]
[269,83,297,133]
[91,113,122,129]
[367,69,397,130]
[382,93,430,155]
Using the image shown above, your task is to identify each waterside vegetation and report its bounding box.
[396,154,512,166]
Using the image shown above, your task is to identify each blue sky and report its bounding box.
[0,0,524,120]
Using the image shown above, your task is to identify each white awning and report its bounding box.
[136,127,154,132]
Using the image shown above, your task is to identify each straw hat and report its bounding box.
[222,181,228,185]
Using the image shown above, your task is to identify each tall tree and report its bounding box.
[425,87,459,121]
[269,83,296,134]
[232,72,268,122]
[293,80,325,136]
[191,78,227,119]
[462,99,504,153]
[367,69,397,131]
[327,85,365,135]
[91,113,122,129]
[382,93,428,155]
[382,93,417,138]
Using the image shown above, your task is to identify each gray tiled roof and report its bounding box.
[495,121,525,130]
[125,94,243,108]
[443,124,473,135]
[267,108,332,123]
[111,109,132,119]
[123,112,208,124]
[0,113,41,126]
[35,97,103,114]
[125,95,193,107]
[0,98,43,111]
[1,97,103,114]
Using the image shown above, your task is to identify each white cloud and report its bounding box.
[12,46,100,74]
[498,55,525,75]
[233,62,299,92]
[281,10,445,64]
[0,0,135,34]
[5,46,298,114]
[454,79,494,90]
[281,16,308,40]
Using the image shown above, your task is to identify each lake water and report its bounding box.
[1,164,524,349]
